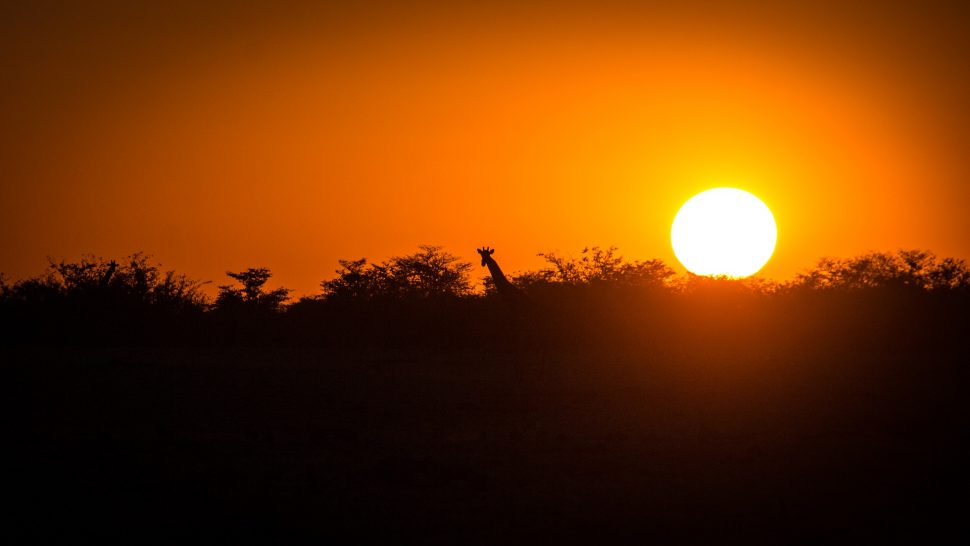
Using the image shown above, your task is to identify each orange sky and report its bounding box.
[2,2,969,296]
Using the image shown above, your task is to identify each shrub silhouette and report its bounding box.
[320,245,472,301]
[0,253,207,344]
[2,246,968,350]
[789,249,970,291]
[505,246,675,290]
[1,253,207,309]
[278,246,476,348]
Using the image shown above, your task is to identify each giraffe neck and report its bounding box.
[485,257,514,291]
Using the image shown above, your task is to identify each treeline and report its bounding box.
[1,246,968,350]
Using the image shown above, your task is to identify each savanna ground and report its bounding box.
[7,248,968,542]
[14,341,964,543]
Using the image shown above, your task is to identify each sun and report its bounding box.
[671,188,777,278]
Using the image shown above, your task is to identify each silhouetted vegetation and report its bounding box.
[511,245,676,289]
[319,245,472,302]
[215,268,291,314]
[2,246,969,350]
[788,249,970,291]
[9,246,969,542]
[1,253,208,345]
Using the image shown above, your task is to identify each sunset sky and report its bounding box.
[3,1,969,296]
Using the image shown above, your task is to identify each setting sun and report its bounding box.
[671,188,777,277]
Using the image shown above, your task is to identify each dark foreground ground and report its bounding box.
[12,343,967,543]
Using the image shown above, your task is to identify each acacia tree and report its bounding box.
[385,245,473,298]
[0,253,208,310]
[318,258,380,301]
[790,250,970,291]
[509,246,675,289]
[216,268,291,313]
[321,246,472,301]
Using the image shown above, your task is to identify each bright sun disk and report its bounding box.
[671,188,777,278]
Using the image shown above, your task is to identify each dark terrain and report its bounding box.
[14,342,965,543]
[7,249,969,542]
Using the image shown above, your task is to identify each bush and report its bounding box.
[215,268,291,314]
[320,245,472,301]
[0,253,208,344]
[789,250,970,291]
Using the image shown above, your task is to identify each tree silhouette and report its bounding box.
[509,246,675,289]
[0,253,208,344]
[321,245,471,301]
[791,250,970,291]
[216,268,290,313]
[1,253,208,310]
[319,258,376,301]
[2,246,969,350]
[385,245,472,298]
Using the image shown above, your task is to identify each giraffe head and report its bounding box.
[477,246,495,267]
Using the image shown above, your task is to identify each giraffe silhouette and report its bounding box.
[477,246,551,363]
[477,247,532,308]
[99,260,118,289]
